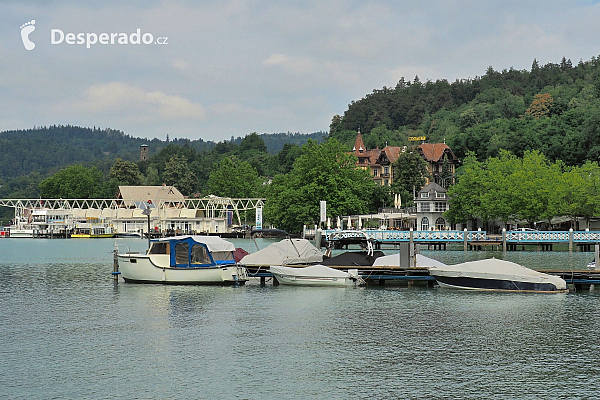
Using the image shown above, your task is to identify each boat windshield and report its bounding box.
[149,242,169,255]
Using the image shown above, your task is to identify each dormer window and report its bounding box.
[420,192,429,199]
[436,192,446,199]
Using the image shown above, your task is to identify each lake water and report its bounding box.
[1,238,599,399]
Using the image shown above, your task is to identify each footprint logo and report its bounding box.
[20,20,36,50]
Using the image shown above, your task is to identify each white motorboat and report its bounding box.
[428,258,567,292]
[269,264,362,286]
[7,228,35,238]
[117,235,248,284]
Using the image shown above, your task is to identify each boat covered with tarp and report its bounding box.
[239,238,323,266]
[428,258,567,292]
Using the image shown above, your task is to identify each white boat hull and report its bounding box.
[118,254,247,284]
[269,265,359,287]
[273,274,355,286]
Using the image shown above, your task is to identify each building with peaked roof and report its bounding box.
[351,132,458,188]
[418,143,458,187]
[352,131,406,187]
[414,182,451,231]
[116,185,184,208]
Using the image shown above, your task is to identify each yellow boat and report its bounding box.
[72,226,115,238]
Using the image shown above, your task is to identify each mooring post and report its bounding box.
[463,228,468,251]
[409,228,414,267]
[315,228,321,249]
[569,228,573,252]
[595,244,599,270]
[112,247,120,286]
[502,228,507,252]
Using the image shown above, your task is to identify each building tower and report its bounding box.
[140,144,149,161]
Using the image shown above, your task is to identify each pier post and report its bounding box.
[569,228,573,252]
[596,244,599,270]
[315,228,322,249]
[409,228,414,267]
[502,228,506,252]
[463,228,468,251]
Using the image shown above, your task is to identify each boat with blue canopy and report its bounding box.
[117,235,248,284]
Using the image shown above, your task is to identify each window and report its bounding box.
[212,251,235,262]
[435,217,446,230]
[191,244,211,264]
[373,169,378,177]
[384,166,389,175]
[436,192,446,199]
[434,202,447,212]
[420,202,430,212]
[149,242,169,255]
[175,242,189,265]
[421,217,429,231]
[384,179,389,186]
[420,192,429,199]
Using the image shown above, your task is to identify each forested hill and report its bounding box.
[231,131,327,154]
[329,56,600,166]
[0,125,326,179]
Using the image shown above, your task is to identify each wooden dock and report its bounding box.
[246,265,600,290]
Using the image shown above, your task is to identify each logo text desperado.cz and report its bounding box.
[51,29,167,48]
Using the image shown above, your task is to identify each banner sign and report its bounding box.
[255,207,263,230]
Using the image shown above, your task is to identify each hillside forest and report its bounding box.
[3,55,600,230]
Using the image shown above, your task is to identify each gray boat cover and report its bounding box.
[239,239,323,266]
[430,258,567,289]
[372,253,448,268]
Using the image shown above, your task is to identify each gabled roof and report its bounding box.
[418,143,457,163]
[382,146,403,164]
[117,185,184,204]
[418,182,446,194]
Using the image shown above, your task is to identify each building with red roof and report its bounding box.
[351,131,458,188]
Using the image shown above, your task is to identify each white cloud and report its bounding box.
[172,58,188,70]
[263,53,315,75]
[84,82,205,120]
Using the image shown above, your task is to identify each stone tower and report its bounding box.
[140,144,149,161]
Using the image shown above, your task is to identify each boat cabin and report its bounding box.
[148,236,236,268]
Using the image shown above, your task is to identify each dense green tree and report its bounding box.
[162,155,198,195]
[39,165,105,198]
[265,139,380,232]
[391,149,430,206]
[109,158,142,185]
[208,156,259,198]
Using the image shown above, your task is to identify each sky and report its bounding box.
[2,0,600,143]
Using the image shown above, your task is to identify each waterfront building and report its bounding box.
[0,186,264,237]
[414,182,451,231]
[351,132,458,188]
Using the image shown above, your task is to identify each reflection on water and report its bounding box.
[1,239,599,399]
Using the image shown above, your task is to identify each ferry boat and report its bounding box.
[117,235,248,284]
